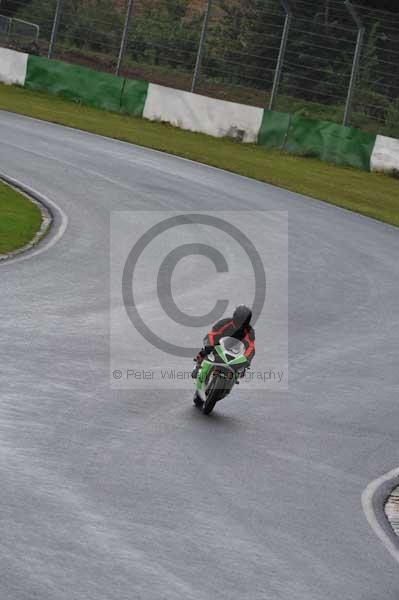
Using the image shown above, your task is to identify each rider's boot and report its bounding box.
[193,391,204,408]
[191,361,202,379]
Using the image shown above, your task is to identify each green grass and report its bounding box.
[1,83,398,227]
[0,179,42,254]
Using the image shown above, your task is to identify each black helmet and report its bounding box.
[233,305,252,328]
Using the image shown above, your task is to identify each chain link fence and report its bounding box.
[1,0,398,136]
[0,13,39,46]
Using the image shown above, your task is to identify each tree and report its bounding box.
[127,0,201,70]
[15,0,124,50]
[0,0,31,17]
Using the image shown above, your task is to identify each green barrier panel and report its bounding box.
[284,116,376,171]
[120,78,149,117]
[258,110,291,149]
[25,55,124,113]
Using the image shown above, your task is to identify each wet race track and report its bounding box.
[1,111,399,599]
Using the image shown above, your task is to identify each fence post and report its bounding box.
[343,1,365,127]
[191,0,212,93]
[48,0,64,59]
[116,0,134,77]
[269,0,292,111]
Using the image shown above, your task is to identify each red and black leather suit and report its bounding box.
[200,317,255,363]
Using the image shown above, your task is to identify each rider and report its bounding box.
[191,305,255,379]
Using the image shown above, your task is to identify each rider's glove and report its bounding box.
[198,347,211,360]
[194,350,206,363]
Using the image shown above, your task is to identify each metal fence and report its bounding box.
[0,13,39,45]
[0,15,11,38]
[1,0,399,136]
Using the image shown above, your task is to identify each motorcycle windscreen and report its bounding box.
[219,336,245,358]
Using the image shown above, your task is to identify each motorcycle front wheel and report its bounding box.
[202,376,223,415]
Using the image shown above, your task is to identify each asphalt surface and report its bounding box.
[1,110,399,600]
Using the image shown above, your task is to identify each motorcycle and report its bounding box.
[193,336,249,415]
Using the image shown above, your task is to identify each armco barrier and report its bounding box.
[120,78,149,117]
[258,111,376,172]
[25,55,125,113]
[0,47,28,86]
[143,83,263,143]
[1,47,399,176]
[24,54,148,117]
[258,110,290,149]
[284,116,376,172]
[371,136,399,175]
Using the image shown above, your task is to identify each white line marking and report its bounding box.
[362,467,399,564]
[0,174,68,265]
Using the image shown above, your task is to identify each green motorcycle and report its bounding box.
[193,336,249,415]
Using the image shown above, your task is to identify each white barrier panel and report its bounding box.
[371,135,399,174]
[0,47,28,86]
[143,84,263,144]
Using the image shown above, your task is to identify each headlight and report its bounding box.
[207,352,215,362]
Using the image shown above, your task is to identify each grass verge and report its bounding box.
[1,83,398,227]
[0,179,42,254]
